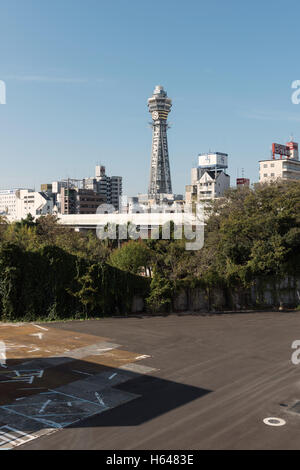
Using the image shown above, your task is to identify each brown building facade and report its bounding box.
[61,187,106,215]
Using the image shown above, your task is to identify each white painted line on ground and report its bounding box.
[47,389,104,406]
[95,392,106,407]
[1,377,34,384]
[30,333,44,340]
[0,434,14,443]
[0,370,44,385]
[109,373,117,380]
[0,426,36,448]
[0,407,62,429]
[39,400,51,414]
[33,325,48,331]
[72,370,93,376]
[17,369,44,378]
[0,341,6,368]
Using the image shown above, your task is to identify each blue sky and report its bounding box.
[0,0,300,195]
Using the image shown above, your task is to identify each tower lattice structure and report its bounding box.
[148,85,172,198]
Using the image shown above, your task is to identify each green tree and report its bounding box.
[109,240,152,275]
[146,271,174,313]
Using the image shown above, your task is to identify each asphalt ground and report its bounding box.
[1,310,300,450]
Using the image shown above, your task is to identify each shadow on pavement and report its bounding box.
[70,373,211,428]
[0,355,211,446]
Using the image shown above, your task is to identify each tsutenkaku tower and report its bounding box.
[148,85,172,198]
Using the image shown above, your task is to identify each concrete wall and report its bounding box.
[248,276,300,308]
[132,276,300,314]
[173,287,225,312]
[131,295,144,313]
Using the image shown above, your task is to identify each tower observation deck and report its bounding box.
[148,85,172,198]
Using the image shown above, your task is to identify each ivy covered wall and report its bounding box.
[0,243,150,321]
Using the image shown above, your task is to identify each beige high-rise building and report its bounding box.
[259,141,300,182]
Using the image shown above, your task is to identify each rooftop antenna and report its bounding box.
[242,168,244,178]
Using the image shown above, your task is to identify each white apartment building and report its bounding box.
[0,189,18,217]
[197,170,230,199]
[259,141,300,183]
[259,159,300,182]
[15,190,53,220]
[186,152,230,202]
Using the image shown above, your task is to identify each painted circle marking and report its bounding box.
[263,417,286,426]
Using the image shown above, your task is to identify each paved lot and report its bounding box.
[1,311,300,449]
